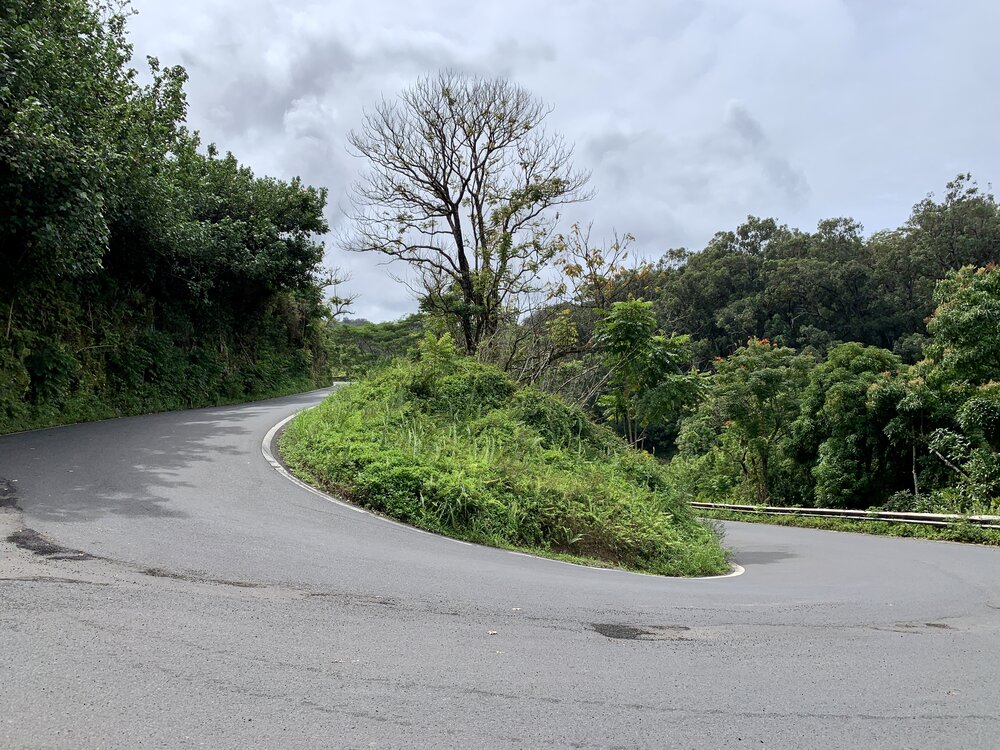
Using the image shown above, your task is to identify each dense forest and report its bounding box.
[1,0,336,433]
[652,175,998,364]
[629,177,1000,515]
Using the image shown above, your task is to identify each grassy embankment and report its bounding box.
[280,336,729,577]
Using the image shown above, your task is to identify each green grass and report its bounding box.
[279,340,729,577]
[697,507,1000,545]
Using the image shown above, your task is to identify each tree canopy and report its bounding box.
[649,175,1000,363]
[1,0,338,431]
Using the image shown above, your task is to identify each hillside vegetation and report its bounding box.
[280,334,729,576]
[1,0,337,434]
[7,1,999,538]
[660,264,1000,516]
[315,175,1000,522]
[339,196,1000,520]
[648,177,999,365]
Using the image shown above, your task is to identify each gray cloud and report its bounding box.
[127,0,1000,320]
[578,100,809,252]
[724,101,766,148]
[723,101,809,206]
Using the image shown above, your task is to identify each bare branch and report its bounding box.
[343,70,590,354]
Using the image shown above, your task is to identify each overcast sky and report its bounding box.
[127,0,1000,321]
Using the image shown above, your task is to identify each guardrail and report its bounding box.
[690,502,1000,529]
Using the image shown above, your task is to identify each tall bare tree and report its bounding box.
[345,71,591,354]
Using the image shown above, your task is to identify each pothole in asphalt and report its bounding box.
[591,623,692,641]
[8,529,95,560]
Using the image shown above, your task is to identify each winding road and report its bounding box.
[2,388,999,749]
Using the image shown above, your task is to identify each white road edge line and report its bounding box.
[262,406,745,580]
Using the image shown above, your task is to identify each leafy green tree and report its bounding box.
[680,339,813,504]
[791,343,905,507]
[654,217,787,358]
[0,0,339,431]
[595,300,701,449]
[865,266,1000,512]
[646,177,999,364]
[907,176,1000,276]
[918,266,1000,510]
[1,0,131,285]
[870,175,1000,351]
[761,218,875,347]
[924,265,1000,385]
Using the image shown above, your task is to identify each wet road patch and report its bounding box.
[592,623,693,641]
[7,529,94,560]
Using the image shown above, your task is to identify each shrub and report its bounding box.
[280,348,728,576]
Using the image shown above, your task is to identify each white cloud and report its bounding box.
[127,0,1000,320]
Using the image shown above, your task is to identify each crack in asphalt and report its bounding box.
[0,576,107,585]
[141,567,265,588]
[459,685,999,722]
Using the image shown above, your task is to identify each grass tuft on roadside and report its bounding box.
[279,335,729,577]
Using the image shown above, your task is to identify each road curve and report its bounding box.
[1,389,998,749]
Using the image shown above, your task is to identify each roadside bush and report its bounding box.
[24,339,79,403]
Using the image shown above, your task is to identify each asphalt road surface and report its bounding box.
[2,389,999,749]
